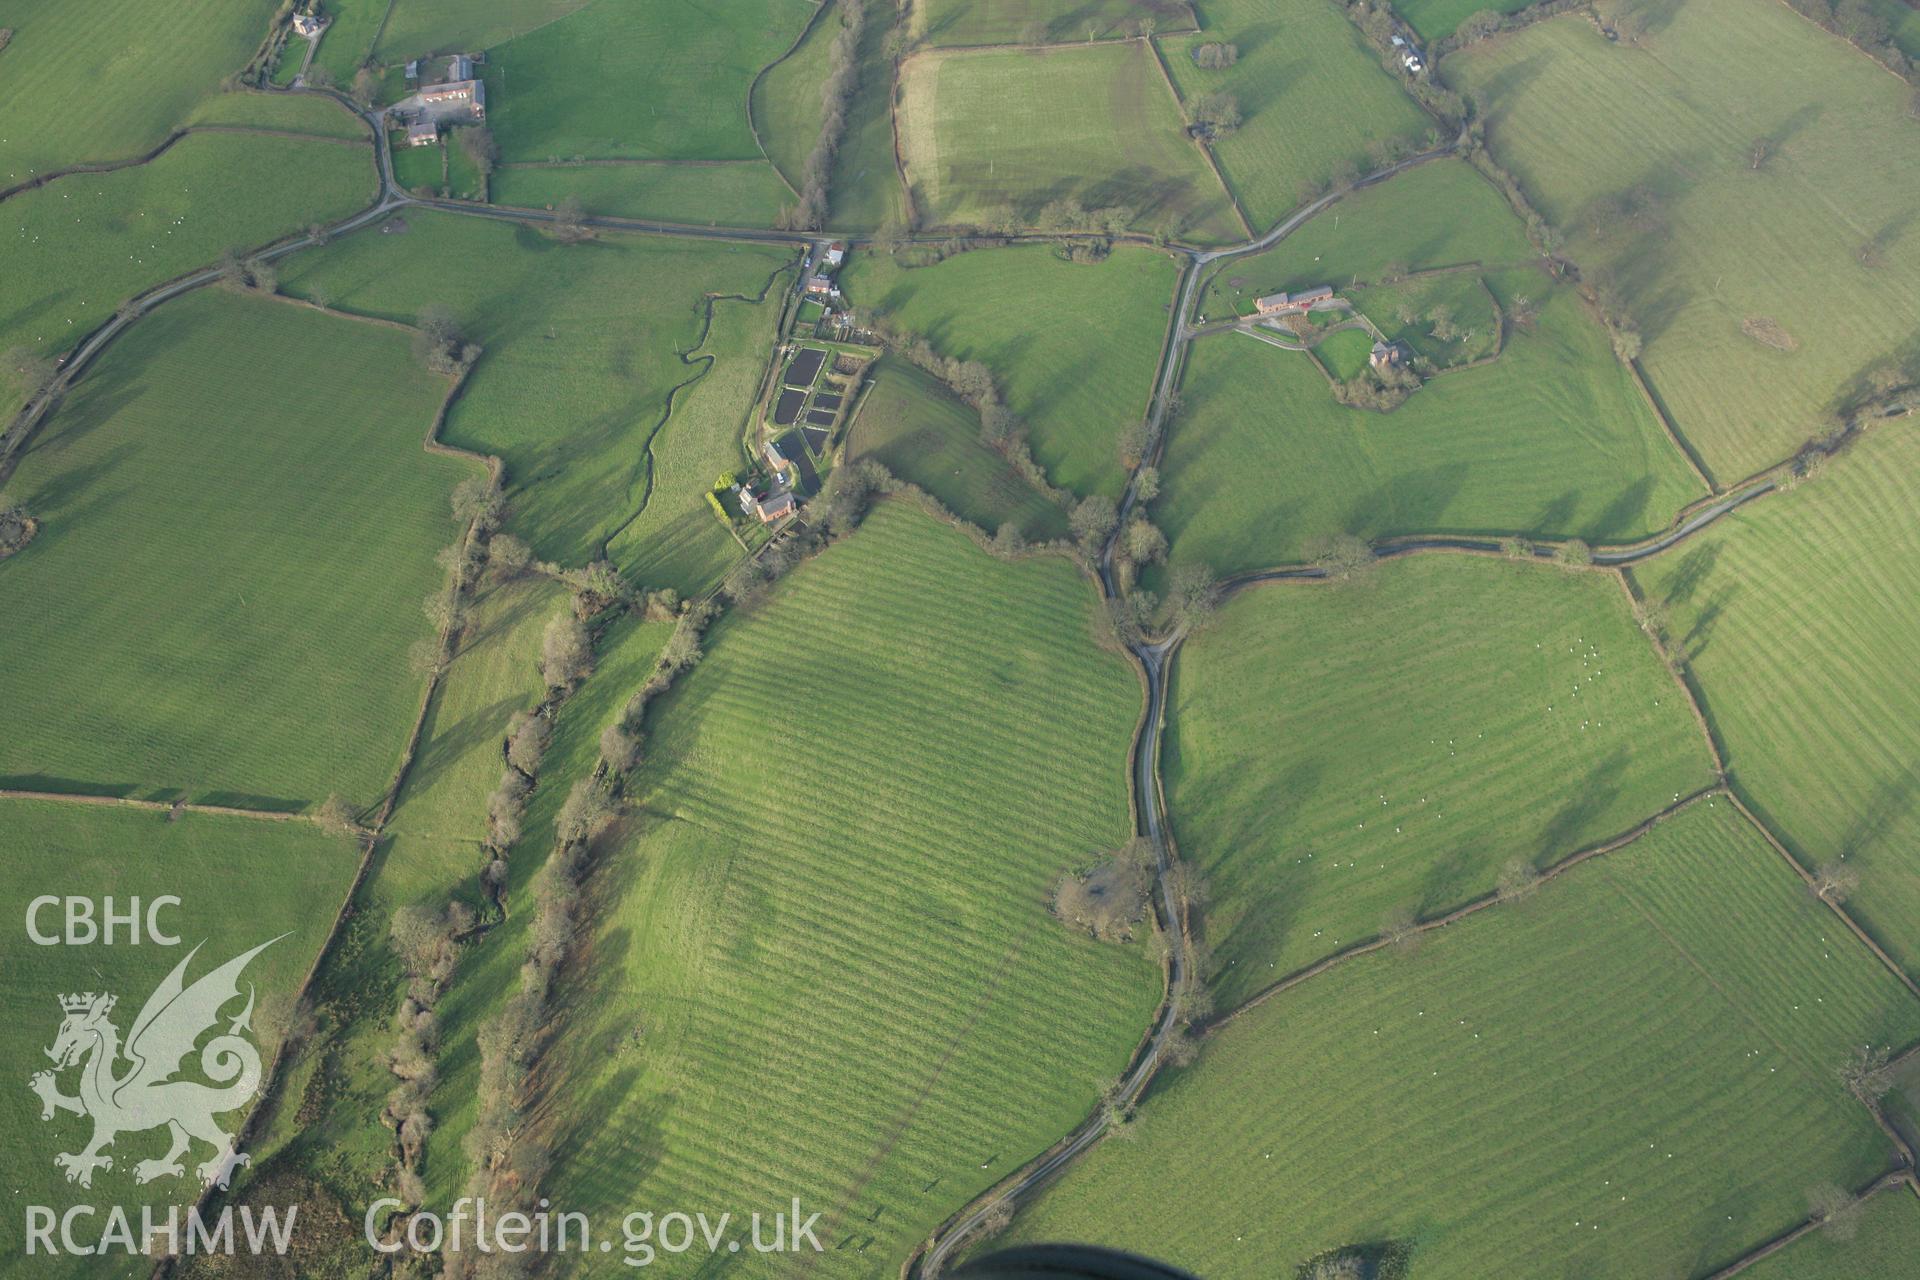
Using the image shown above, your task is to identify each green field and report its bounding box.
[0,800,360,1272]
[415,606,673,1208]
[1632,426,1920,976]
[897,40,1244,242]
[375,0,596,61]
[1395,0,1532,41]
[0,0,275,178]
[488,158,794,225]
[234,573,567,1250]
[0,130,373,368]
[1444,0,1920,484]
[1158,0,1435,231]
[848,358,1071,539]
[278,209,794,569]
[180,91,368,138]
[913,0,1198,44]
[0,291,476,810]
[603,288,779,594]
[826,0,913,230]
[480,0,811,163]
[840,243,1179,497]
[1198,158,1537,316]
[534,502,1159,1275]
[1313,325,1375,378]
[751,0,835,191]
[1167,553,1714,1005]
[310,0,391,81]
[1012,802,1920,1278]
[1743,1187,1920,1280]
[388,137,445,193]
[1157,277,1702,579]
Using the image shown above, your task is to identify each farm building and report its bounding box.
[391,79,486,127]
[405,121,438,148]
[290,12,326,37]
[758,491,796,522]
[447,54,475,81]
[765,437,798,473]
[404,59,420,80]
[1254,285,1334,316]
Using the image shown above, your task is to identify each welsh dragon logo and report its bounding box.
[28,937,282,1191]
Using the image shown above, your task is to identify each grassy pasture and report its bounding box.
[1444,0,1920,484]
[604,288,780,594]
[826,0,913,230]
[310,0,391,82]
[752,0,835,191]
[180,91,368,138]
[848,357,1071,539]
[534,502,1160,1275]
[1199,157,1536,316]
[0,131,372,369]
[278,209,793,569]
[0,801,359,1273]
[1156,277,1702,579]
[913,0,1198,44]
[840,243,1179,497]
[1166,552,1714,1005]
[1012,802,1920,1278]
[0,0,274,178]
[1631,425,1920,976]
[487,159,794,226]
[480,0,811,164]
[375,0,595,61]
[1394,0,1532,41]
[1743,1187,1920,1280]
[237,574,567,1242]
[1157,0,1434,231]
[415,605,674,1204]
[896,40,1243,242]
[0,291,474,810]
[1313,325,1375,378]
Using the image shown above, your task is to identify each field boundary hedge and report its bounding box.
[1212,785,1720,1027]
[1144,34,1257,240]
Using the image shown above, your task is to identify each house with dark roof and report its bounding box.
[757,491,796,522]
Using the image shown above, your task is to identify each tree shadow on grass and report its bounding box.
[1533,747,1629,865]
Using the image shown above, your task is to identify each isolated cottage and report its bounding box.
[823,242,846,268]
[805,275,840,298]
[1370,340,1405,370]
[290,13,326,37]
[758,491,796,522]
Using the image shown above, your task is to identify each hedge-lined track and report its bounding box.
[1167,552,1714,1007]
[1009,802,1920,1278]
[536,503,1160,1276]
[0,290,478,810]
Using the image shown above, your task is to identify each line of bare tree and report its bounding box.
[781,0,866,230]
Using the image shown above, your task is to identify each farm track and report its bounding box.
[7,74,1915,1280]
